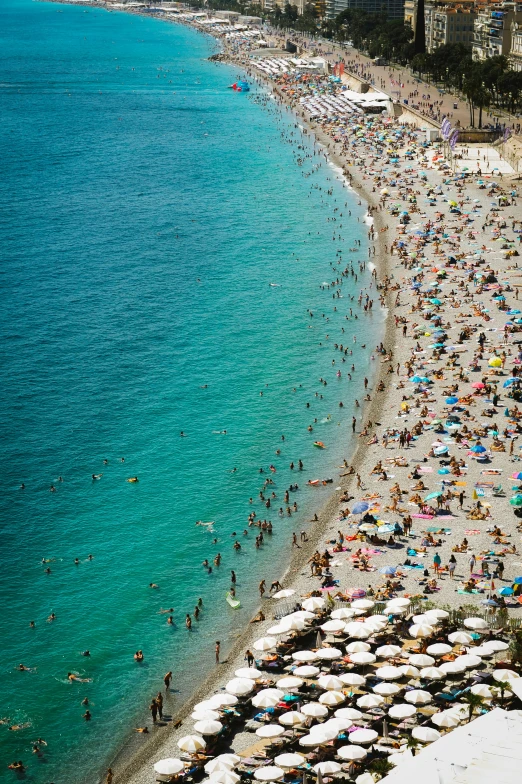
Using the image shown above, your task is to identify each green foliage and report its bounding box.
[461,692,485,723]
[510,630,522,665]
[369,758,394,780]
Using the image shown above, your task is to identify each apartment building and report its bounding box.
[325,0,406,21]
[473,2,522,59]
[510,21,522,68]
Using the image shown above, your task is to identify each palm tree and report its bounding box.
[492,680,511,706]
[405,735,421,756]
[461,692,485,723]
[370,759,394,780]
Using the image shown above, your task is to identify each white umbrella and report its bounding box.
[268,625,288,636]
[299,734,322,748]
[420,667,445,680]
[340,673,366,686]
[318,674,344,691]
[456,654,482,669]
[253,767,285,781]
[425,609,449,620]
[409,623,434,638]
[253,637,277,651]
[385,606,407,616]
[463,617,488,631]
[279,711,306,726]
[279,616,306,632]
[405,689,432,705]
[256,725,285,739]
[412,726,441,743]
[426,644,452,656]
[331,608,357,620]
[373,682,400,697]
[325,717,352,732]
[252,690,284,708]
[483,640,509,653]
[376,645,401,658]
[350,651,376,665]
[337,745,368,761]
[319,690,345,706]
[471,646,495,657]
[309,723,339,741]
[431,711,460,728]
[205,758,239,775]
[314,762,342,775]
[194,720,222,736]
[191,709,221,722]
[209,772,240,784]
[387,598,410,608]
[178,735,206,752]
[357,694,384,708]
[439,660,467,675]
[209,694,238,708]
[335,707,362,720]
[377,665,402,680]
[302,597,325,612]
[448,631,473,645]
[275,753,305,769]
[301,702,328,717]
[388,703,416,719]
[235,668,262,680]
[409,654,435,667]
[316,648,342,660]
[321,620,346,633]
[388,750,413,767]
[346,642,371,653]
[292,610,316,621]
[272,589,296,599]
[349,728,378,744]
[154,759,184,776]
[351,599,375,610]
[276,676,303,690]
[226,678,254,696]
[344,623,371,639]
[412,614,438,625]
[470,684,496,699]
[293,665,320,677]
[291,650,318,662]
[493,668,520,681]
[364,619,387,633]
[399,664,420,677]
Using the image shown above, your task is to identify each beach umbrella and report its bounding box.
[472,382,485,389]
[346,588,367,600]
[293,665,320,678]
[316,648,342,660]
[471,645,494,657]
[499,587,514,596]
[208,773,240,784]
[311,721,341,740]
[337,745,368,761]
[463,617,488,630]
[253,637,277,651]
[253,767,285,781]
[208,693,238,708]
[364,619,387,634]
[319,690,345,706]
[193,700,215,712]
[357,694,384,709]
[373,682,400,697]
[410,623,435,638]
[405,689,432,705]
[178,735,206,752]
[256,725,285,739]
[235,668,262,680]
[352,502,370,514]
[387,598,410,608]
[350,651,376,665]
[314,762,342,775]
[366,613,389,623]
[413,614,439,625]
[154,759,185,776]
[425,609,450,621]
[347,641,371,654]
[412,726,440,743]
[340,673,366,686]
[318,674,344,691]
[335,707,362,720]
[446,396,459,404]
[252,690,284,708]
[349,728,378,745]
[331,608,357,620]
[272,589,296,599]
[351,599,375,610]
[209,755,240,769]
[399,664,420,677]
[439,660,467,675]
[514,577,522,584]
[388,750,414,767]
[279,711,306,727]
[385,605,407,616]
[302,597,325,612]
[277,676,304,690]
[421,667,445,680]
[292,611,316,621]
[226,678,255,696]
[344,624,371,640]
[483,640,509,652]
[301,701,328,717]
[409,654,435,667]
[470,444,487,454]
[204,760,235,776]
[431,711,460,728]
[321,620,346,633]
[376,665,402,680]
[299,734,324,748]
[376,645,401,658]
[279,616,306,632]
[275,754,306,769]
[470,684,496,699]
[388,703,416,719]
[488,357,502,367]
[192,709,222,722]
[194,720,223,736]
[424,491,442,501]
[426,643,452,656]
[291,650,318,662]
[380,566,397,576]
[493,669,520,682]
[448,631,473,645]
[456,654,482,669]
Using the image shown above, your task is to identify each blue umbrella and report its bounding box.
[438,468,450,475]
[514,577,522,584]
[380,566,397,575]
[424,491,443,501]
[352,501,370,515]
[499,586,514,596]
[470,444,486,453]
[446,396,459,404]
[481,599,498,607]
[504,378,520,388]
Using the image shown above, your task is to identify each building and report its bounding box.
[424,0,477,50]
[473,2,522,60]
[404,0,417,31]
[326,0,406,21]
[510,20,522,68]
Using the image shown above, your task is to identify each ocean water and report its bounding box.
[0,2,383,781]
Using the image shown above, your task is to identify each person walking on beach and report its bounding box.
[215,641,220,664]
[469,554,476,574]
[164,671,172,692]
[259,580,266,598]
[106,769,113,784]
[246,649,254,667]
[449,554,456,579]
[150,699,158,723]
[433,552,441,575]
[292,532,301,548]
[156,692,163,719]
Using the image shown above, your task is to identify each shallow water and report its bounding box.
[0,2,383,780]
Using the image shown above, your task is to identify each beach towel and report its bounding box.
[413,513,434,519]
[457,588,481,594]
[464,529,481,535]
[427,527,451,533]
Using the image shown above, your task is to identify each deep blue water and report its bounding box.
[0,2,382,781]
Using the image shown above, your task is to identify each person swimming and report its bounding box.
[127,477,138,483]
[92,474,102,480]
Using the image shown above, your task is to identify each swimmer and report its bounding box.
[134,651,144,662]
[47,612,56,622]
[92,474,102,480]
[149,583,159,589]
[135,727,149,733]
[80,651,90,657]
[127,477,138,483]
[157,608,174,614]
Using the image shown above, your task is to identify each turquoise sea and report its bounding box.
[0,2,383,781]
